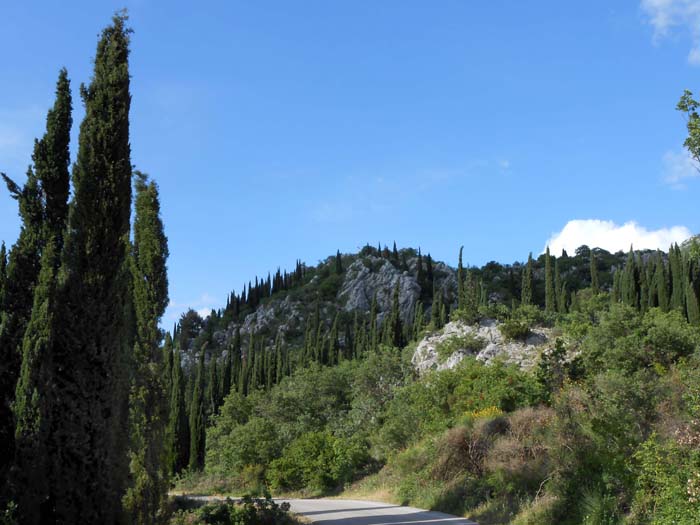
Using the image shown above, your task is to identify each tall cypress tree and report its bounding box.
[189,350,206,471]
[207,357,220,416]
[457,246,465,310]
[335,249,343,274]
[167,350,189,474]
[554,257,564,313]
[0,172,43,490]
[47,14,135,523]
[123,172,170,524]
[521,253,533,306]
[544,247,555,313]
[0,242,6,302]
[590,250,600,293]
[4,68,72,514]
[669,244,685,311]
[389,279,404,348]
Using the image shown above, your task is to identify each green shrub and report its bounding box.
[434,333,486,361]
[171,495,294,525]
[500,319,530,341]
[267,431,368,492]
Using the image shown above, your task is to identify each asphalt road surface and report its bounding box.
[279,498,478,525]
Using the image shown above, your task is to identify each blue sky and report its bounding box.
[2,1,700,322]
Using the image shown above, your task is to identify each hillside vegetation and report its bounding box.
[169,241,700,525]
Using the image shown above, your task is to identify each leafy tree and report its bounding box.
[677,89,700,163]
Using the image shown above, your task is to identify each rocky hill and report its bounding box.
[173,243,648,370]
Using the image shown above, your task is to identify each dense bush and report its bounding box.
[170,495,294,525]
[267,431,368,492]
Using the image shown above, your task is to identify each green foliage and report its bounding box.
[434,333,485,361]
[500,319,530,341]
[267,431,368,492]
[171,495,294,525]
[124,172,170,524]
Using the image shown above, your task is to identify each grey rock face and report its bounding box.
[411,319,550,373]
[338,256,420,324]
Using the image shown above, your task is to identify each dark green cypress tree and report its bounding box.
[670,244,685,311]
[590,250,600,293]
[457,246,465,310]
[554,257,564,313]
[413,301,424,340]
[189,350,206,471]
[221,348,232,400]
[6,68,72,518]
[369,294,378,352]
[545,247,555,313]
[431,285,442,329]
[521,253,533,306]
[207,357,220,416]
[123,172,170,524]
[329,313,340,363]
[622,247,639,308]
[654,253,669,312]
[612,268,622,304]
[416,248,424,296]
[686,278,700,325]
[0,242,6,303]
[163,333,174,393]
[47,15,135,522]
[167,350,189,474]
[274,335,284,383]
[335,249,343,274]
[0,172,43,489]
[637,254,649,314]
[389,279,404,348]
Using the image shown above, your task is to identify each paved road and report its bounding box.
[279,498,478,525]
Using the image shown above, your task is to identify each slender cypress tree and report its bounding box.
[123,172,170,524]
[189,350,206,471]
[413,301,424,340]
[554,257,564,313]
[457,246,465,309]
[521,253,533,306]
[47,15,135,522]
[654,253,669,312]
[622,247,639,308]
[545,247,555,313]
[0,172,43,489]
[5,68,72,516]
[369,294,378,352]
[207,357,220,416]
[0,242,6,302]
[686,278,700,324]
[670,244,685,311]
[221,348,232,400]
[389,279,404,348]
[335,249,343,274]
[167,350,189,474]
[590,250,600,293]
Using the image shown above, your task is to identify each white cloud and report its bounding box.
[662,149,699,188]
[641,0,700,64]
[545,219,692,255]
[165,292,220,321]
